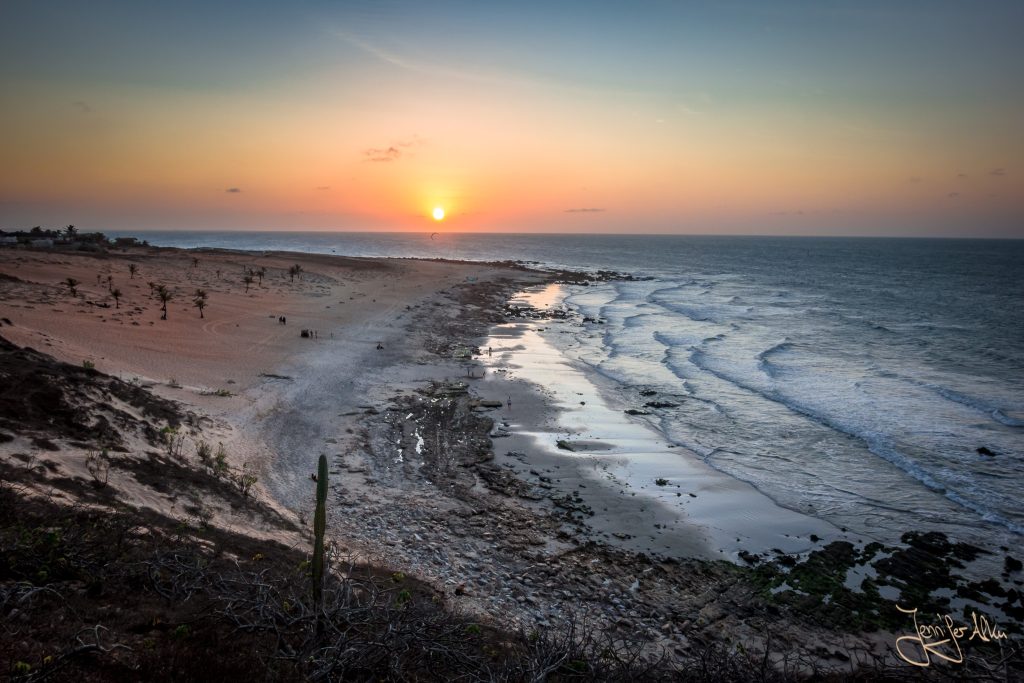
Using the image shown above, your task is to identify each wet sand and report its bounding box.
[479,284,843,562]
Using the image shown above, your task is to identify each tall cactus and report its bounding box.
[312,453,328,624]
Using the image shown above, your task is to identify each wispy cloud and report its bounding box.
[71,100,91,113]
[334,29,493,85]
[329,28,642,99]
[565,208,605,213]
[315,185,331,191]
[362,137,422,163]
[675,102,702,116]
[947,192,959,198]
[225,187,242,193]
[906,176,923,184]
[990,168,1007,177]
[365,146,402,162]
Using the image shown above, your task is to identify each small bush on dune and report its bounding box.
[195,440,212,464]
[160,425,185,458]
[85,449,110,488]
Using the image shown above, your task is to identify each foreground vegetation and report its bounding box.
[2,473,863,682]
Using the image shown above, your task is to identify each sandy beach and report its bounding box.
[2,243,1021,678]
[0,245,545,539]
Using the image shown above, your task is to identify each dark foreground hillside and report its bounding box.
[2,334,1022,681]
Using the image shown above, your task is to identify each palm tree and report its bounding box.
[147,281,157,299]
[288,264,303,282]
[64,277,80,297]
[111,288,123,308]
[65,224,77,239]
[193,289,208,318]
[256,266,266,286]
[128,264,138,279]
[157,285,172,320]
[191,257,200,270]
[243,274,254,293]
[106,274,114,293]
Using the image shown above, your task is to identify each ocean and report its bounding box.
[118,231,1024,549]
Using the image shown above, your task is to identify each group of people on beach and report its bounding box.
[277,316,287,325]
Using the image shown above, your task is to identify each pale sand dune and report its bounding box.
[1,247,464,391]
[0,245,514,540]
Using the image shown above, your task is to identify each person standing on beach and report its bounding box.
[507,395,512,409]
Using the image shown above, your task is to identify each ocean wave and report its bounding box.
[622,313,651,329]
[808,308,901,337]
[644,285,726,323]
[994,410,1024,428]
[934,386,1000,414]
[556,266,1024,541]
[755,340,794,378]
[892,376,1024,429]
[685,347,1024,536]
[651,300,717,322]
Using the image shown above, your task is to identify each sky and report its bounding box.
[1,0,1022,237]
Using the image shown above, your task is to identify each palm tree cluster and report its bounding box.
[193,289,208,318]
[156,284,173,320]
[288,264,303,282]
[242,265,268,290]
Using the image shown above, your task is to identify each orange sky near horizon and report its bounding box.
[1,2,1022,236]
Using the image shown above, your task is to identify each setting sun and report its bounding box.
[432,206,445,221]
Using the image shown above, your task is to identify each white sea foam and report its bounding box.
[554,265,1024,548]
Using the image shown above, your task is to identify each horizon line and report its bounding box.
[93,228,1024,241]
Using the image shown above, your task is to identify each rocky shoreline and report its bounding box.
[3,245,1021,679]
[332,270,1024,675]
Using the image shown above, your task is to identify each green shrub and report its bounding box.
[233,466,258,497]
[212,443,228,474]
[195,440,212,464]
[160,425,185,458]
